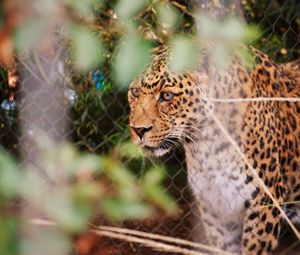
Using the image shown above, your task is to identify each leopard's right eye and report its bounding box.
[131,88,140,98]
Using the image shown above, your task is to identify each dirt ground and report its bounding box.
[75,204,300,255]
[75,204,198,255]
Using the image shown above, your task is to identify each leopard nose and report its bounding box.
[131,126,153,139]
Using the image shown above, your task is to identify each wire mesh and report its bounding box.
[0,0,300,254]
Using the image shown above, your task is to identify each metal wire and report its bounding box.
[0,0,300,254]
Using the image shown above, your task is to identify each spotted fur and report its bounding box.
[128,44,300,254]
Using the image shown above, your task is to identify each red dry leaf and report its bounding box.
[0,28,14,69]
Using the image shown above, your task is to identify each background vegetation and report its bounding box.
[0,0,299,254]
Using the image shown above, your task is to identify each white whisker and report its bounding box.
[165,137,184,152]
[171,130,195,143]
[178,124,203,134]
[174,128,198,139]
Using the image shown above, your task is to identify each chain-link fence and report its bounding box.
[0,0,300,254]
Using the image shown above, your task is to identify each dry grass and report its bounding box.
[203,96,300,103]
[30,219,235,255]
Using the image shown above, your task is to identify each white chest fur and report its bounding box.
[184,126,256,225]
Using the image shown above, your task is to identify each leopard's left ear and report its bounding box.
[248,45,274,65]
[189,71,208,85]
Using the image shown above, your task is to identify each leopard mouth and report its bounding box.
[142,137,178,157]
[143,145,171,157]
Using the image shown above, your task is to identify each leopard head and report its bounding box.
[128,45,210,157]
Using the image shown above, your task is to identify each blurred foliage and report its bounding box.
[0,138,178,255]
[1,0,298,155]
[70,25,103,71]
[113,35,152,86]
[0,0,299,254]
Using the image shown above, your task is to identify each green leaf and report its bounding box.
[21,228,71,255]
[103,157,139,200]
[101,198,151,221]
[244,25,261,43]
[197,14,219,40]
[14,19,47,52]
[169,36,199,71]
[46,194,90,232]
[71,182,102,203]
[157,3,179,29]
[117,142,143,159]
[142,167,179,215]
[114,35,151,87]
[65,0,102,20]
[34,0,58,16]
[0,217,19,255]
[221,18,245,41]
[69,154,102,177]
[0,149,20,198]
[116,0,148,21]
[197,14,260,44]
[212,44,230,70]
[142,166,165,186]
[71,26,103,71]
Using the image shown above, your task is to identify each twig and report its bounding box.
[30,219,236,255]
[92,229,208,255]
[33,51,53,86]
[19,58,43,82]
[203,97,300,103]
[260,200,300,208]
[30,218,57,227]
[93,225,235,255]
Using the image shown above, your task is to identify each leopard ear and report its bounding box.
[248,45,274,65]
[189,71,208,85]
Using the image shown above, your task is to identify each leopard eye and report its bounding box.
[161,92,174,101]
[131,88,140,98]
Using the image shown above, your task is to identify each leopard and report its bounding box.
[128,44,300,254]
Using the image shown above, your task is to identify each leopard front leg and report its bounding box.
[242,192,282,255]
[197,204,243,254]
